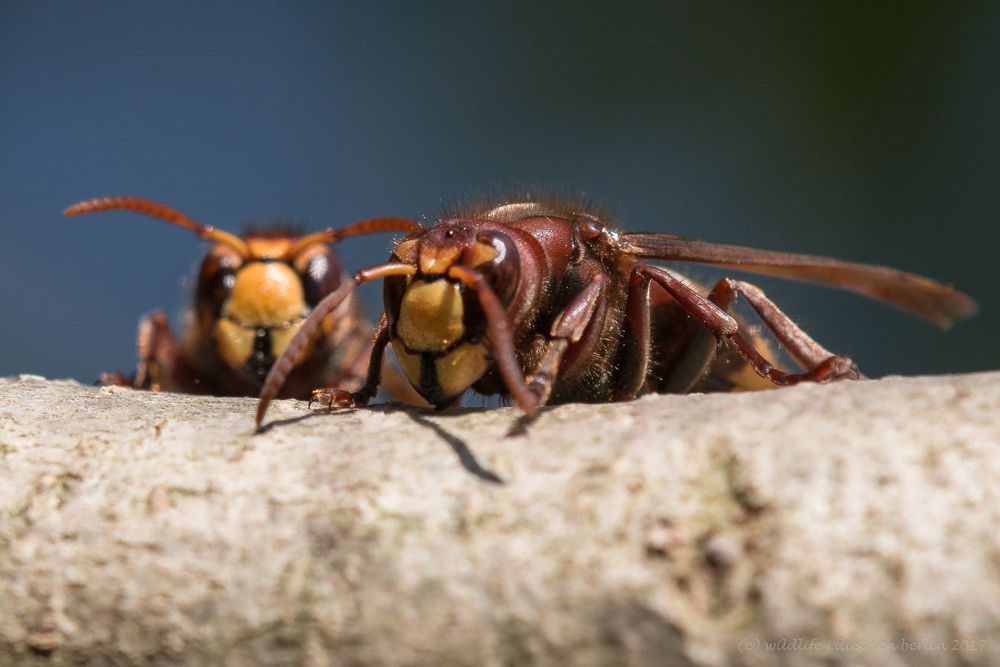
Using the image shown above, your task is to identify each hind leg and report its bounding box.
[635,266,860,387]
[706,277,862,385]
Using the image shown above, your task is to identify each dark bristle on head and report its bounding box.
[241,222,308,239]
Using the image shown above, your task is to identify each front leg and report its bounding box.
[97,311,181,391]
[133,311,181,390]
[524,274,610,407]
[310,314,392,410]
[97,371,132,388]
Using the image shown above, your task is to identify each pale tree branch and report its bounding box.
[1,373,999,666]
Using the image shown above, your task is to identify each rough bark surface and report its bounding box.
[0,373,998,666]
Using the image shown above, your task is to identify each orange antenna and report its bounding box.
[282,216,423,260]
[64,196,251,256]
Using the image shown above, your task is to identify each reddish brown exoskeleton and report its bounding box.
[255,197,977,425]
[65,196,418,399]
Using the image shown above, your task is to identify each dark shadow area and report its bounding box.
[506,411,540,439]
[252,403,506,488]
[406,411,504,485]
[253,400,411,434]
[253,409,329,435]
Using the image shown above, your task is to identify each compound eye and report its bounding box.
[198,252,241,318]
[474,232,520,305]
[300,253,333,307]
[294,248,341,308]
[209,269,236,311]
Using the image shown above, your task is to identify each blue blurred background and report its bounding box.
[1,2,997,384]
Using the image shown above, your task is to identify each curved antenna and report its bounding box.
[64,196,251,256]
[281,217,423,260]
[255,261,418,428]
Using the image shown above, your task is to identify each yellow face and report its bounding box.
[391,278,489,406]
[212,261,311,382]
